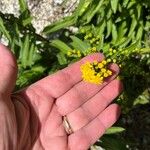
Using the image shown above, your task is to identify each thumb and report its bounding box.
[0,44,18,94]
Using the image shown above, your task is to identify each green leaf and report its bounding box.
[50,39,72,54]
[106,8,113,20]
[102,43,110,53]
[21,34,30,68]
[43,15,76,34]
[145,21,150,31]
[97,19,106,35]
[105,127,125,134]
[133,92,150,105]
[106,19,112,38]
[116,37,127,47]
[139,48,150,54]
[123,0,130,8]
[122,40,139,52]
[77,0,91,17]
[127,0,136,9]
[85,0,104,24]
[136,4,142,19]
[112,23,118,43]
[22,16,33,26]
[111,0,119,13]
[118,3,122,12]
[28,43,36,66]
[119,37,132,48]
[57,52,67,65]
[136,25,143,41]
[115,21,128,45]
[19,0,28,13]
[10,38,16,53]
[16,65,46,89]
[0,17,11,42]
[70,36,90,54]
[128,15,137,37]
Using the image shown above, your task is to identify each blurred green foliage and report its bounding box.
[0,0,150,149]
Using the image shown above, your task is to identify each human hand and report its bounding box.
[0,44,123,150]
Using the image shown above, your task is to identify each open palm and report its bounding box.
[0,44,122,150]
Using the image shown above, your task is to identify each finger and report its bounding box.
[56,63,120,115]
[68,104,121,150]
[0,44,17,94]
[66,79,123,131]
[32,53,104,98]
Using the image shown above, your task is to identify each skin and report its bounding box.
[0,44,123,150]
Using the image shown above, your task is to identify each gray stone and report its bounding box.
[0,0,78,33]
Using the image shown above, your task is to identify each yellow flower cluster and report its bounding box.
[80,60,113,84]
[105,48,121,67]
[84,33,100,46]
[90,47,97,53]
[67,49,82,58]
[85,47,98,55]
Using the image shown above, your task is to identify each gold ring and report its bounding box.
[63,116,73,135]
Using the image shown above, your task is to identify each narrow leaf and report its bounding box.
[21,34,30,68]
[19,0,28,13]
[70,36,90,53]
[86,0,104,24]
[128,15,137,37]
[77,0,91,16]
[106,19,112,38]
[122,40,139,52]
[43,16,76,34]
[57,52,67,65]
[97,19,106,35]
[111,0,119,13]
[28,43,35,66]
[105,127,125,134]
[22,16,33,26]
[50,39,71,54]
[0,17,11,42]
[112,23,118,43]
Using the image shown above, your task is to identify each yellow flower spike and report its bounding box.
[102,60,107,65]
[80,61,113,85]
[98,63,104,69]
